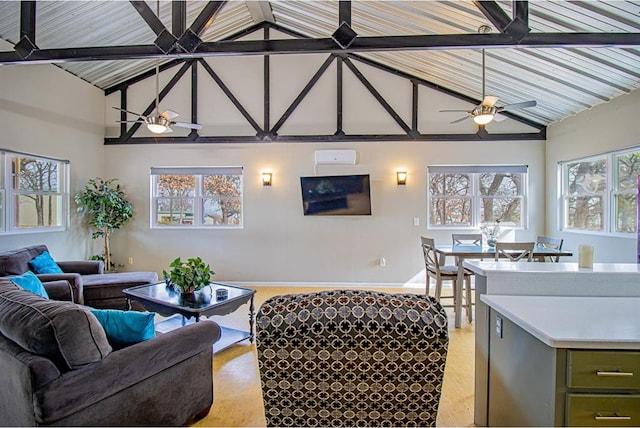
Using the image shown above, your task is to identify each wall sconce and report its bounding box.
[396,170,407,186]
[262,172,272,186]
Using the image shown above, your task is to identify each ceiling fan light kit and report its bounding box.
[439,25,536,127]
[145,115,171,134]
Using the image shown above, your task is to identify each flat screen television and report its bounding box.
[300,174,372,216]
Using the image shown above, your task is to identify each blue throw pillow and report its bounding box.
[89,309,155,346]
[8,271,50,299]
[29,251,63,274]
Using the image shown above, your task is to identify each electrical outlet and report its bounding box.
[128,256,134,265]
[496,316,503,338]
[379,257,386,267]
[413,217,420,226]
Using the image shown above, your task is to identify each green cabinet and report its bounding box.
[566,350,640,426]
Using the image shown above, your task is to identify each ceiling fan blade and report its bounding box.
[450,115,471,124]
[499,100,537,111]
[112,106,146,118]
[160,110,180,120]
[172,121,203,130]
[440,109,471,113]
[116,120,145,123]
[493,113,507,122]
[482,96,499,107]
[162,126,174,134]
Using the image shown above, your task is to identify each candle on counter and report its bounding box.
[578,244,594,269]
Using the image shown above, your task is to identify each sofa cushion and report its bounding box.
[7,271,49,299]
[89,309,155,347]
[0,245,48,276]
[29,251,63,274]
[0,279,111,371]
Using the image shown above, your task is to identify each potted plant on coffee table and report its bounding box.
[163,257,214,296]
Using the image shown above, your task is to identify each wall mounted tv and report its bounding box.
[300,174,372,216]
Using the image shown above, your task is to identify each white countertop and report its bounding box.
[481,294,640,349]
[462,261,640,297]
[463,261,640,276]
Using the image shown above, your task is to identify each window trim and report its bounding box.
[150,166,244,229]
[0,149,69,235]
[427,165,528,230]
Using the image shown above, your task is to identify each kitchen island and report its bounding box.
[480,294,640,426]
[463,261,640,426]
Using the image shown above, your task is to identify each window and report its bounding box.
[151,167,243,228]
[561,147,640,234]
[0,150,69,234]
[428,165,527,228]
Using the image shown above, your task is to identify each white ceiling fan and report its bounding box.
[113,0,201,135]
[112,60,203,134]
[440,26,536,126]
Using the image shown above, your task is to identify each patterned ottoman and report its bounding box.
[256,289,449,427]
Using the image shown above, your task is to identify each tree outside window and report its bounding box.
[428,166,526,228]
[151,167,243,228]
[13,156,64,228]
[563,158,607,231]
[614,151,640,233]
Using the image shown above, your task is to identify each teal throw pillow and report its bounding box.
[29,251,63,274]
[8,271,50,299]
[89,309,155,347]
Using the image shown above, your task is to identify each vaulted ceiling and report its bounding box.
[1,1,639,132]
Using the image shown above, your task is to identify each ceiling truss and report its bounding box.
[6,1,640,143]
[106,23,546,145]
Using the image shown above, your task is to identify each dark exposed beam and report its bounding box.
[3,31,640,65]
[105,130,545,145]
[514,1,529,26]
[336,56,343,134]
[129,1,166,36]
[264,26,270,133]
[177,1,226,52]
[20,1,36,41]
[172,0,187,37]
[190,1,226,36]
[15,1,38,58]
[473,0,511,32]
[339,1,351,26]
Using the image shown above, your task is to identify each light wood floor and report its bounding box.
[193,285,475,427]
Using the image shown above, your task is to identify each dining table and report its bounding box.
[435,244,574,328]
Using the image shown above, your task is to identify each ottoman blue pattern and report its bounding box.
[256,289,449,427]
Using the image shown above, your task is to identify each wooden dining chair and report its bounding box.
[452,233,483,247]
[494,242,535,262]
[535,236,564,262]
[421,237,473,322]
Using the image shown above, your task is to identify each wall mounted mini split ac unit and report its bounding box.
[314,150,357,165]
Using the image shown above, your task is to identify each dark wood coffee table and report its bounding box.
[123,281,256,354]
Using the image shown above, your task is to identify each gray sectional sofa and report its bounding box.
[0,245,158,310]
[0,277,221,426]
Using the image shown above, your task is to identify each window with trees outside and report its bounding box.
[561,147,640,234]
[427,165,527,228]
[0,150,68,234]
[150,167,243,228]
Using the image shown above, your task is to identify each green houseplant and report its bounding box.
[163,257,214,294]
[75,178,134,271]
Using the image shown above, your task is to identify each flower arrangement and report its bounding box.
[163,257,214,294]
[480,220,501,246]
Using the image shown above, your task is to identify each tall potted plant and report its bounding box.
[75,178,133,271]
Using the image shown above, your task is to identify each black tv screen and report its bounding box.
[300,174,372,216]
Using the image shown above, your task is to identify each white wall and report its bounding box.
[106,140,545,286]
[546,88,640,263]
[0,40,105,260]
